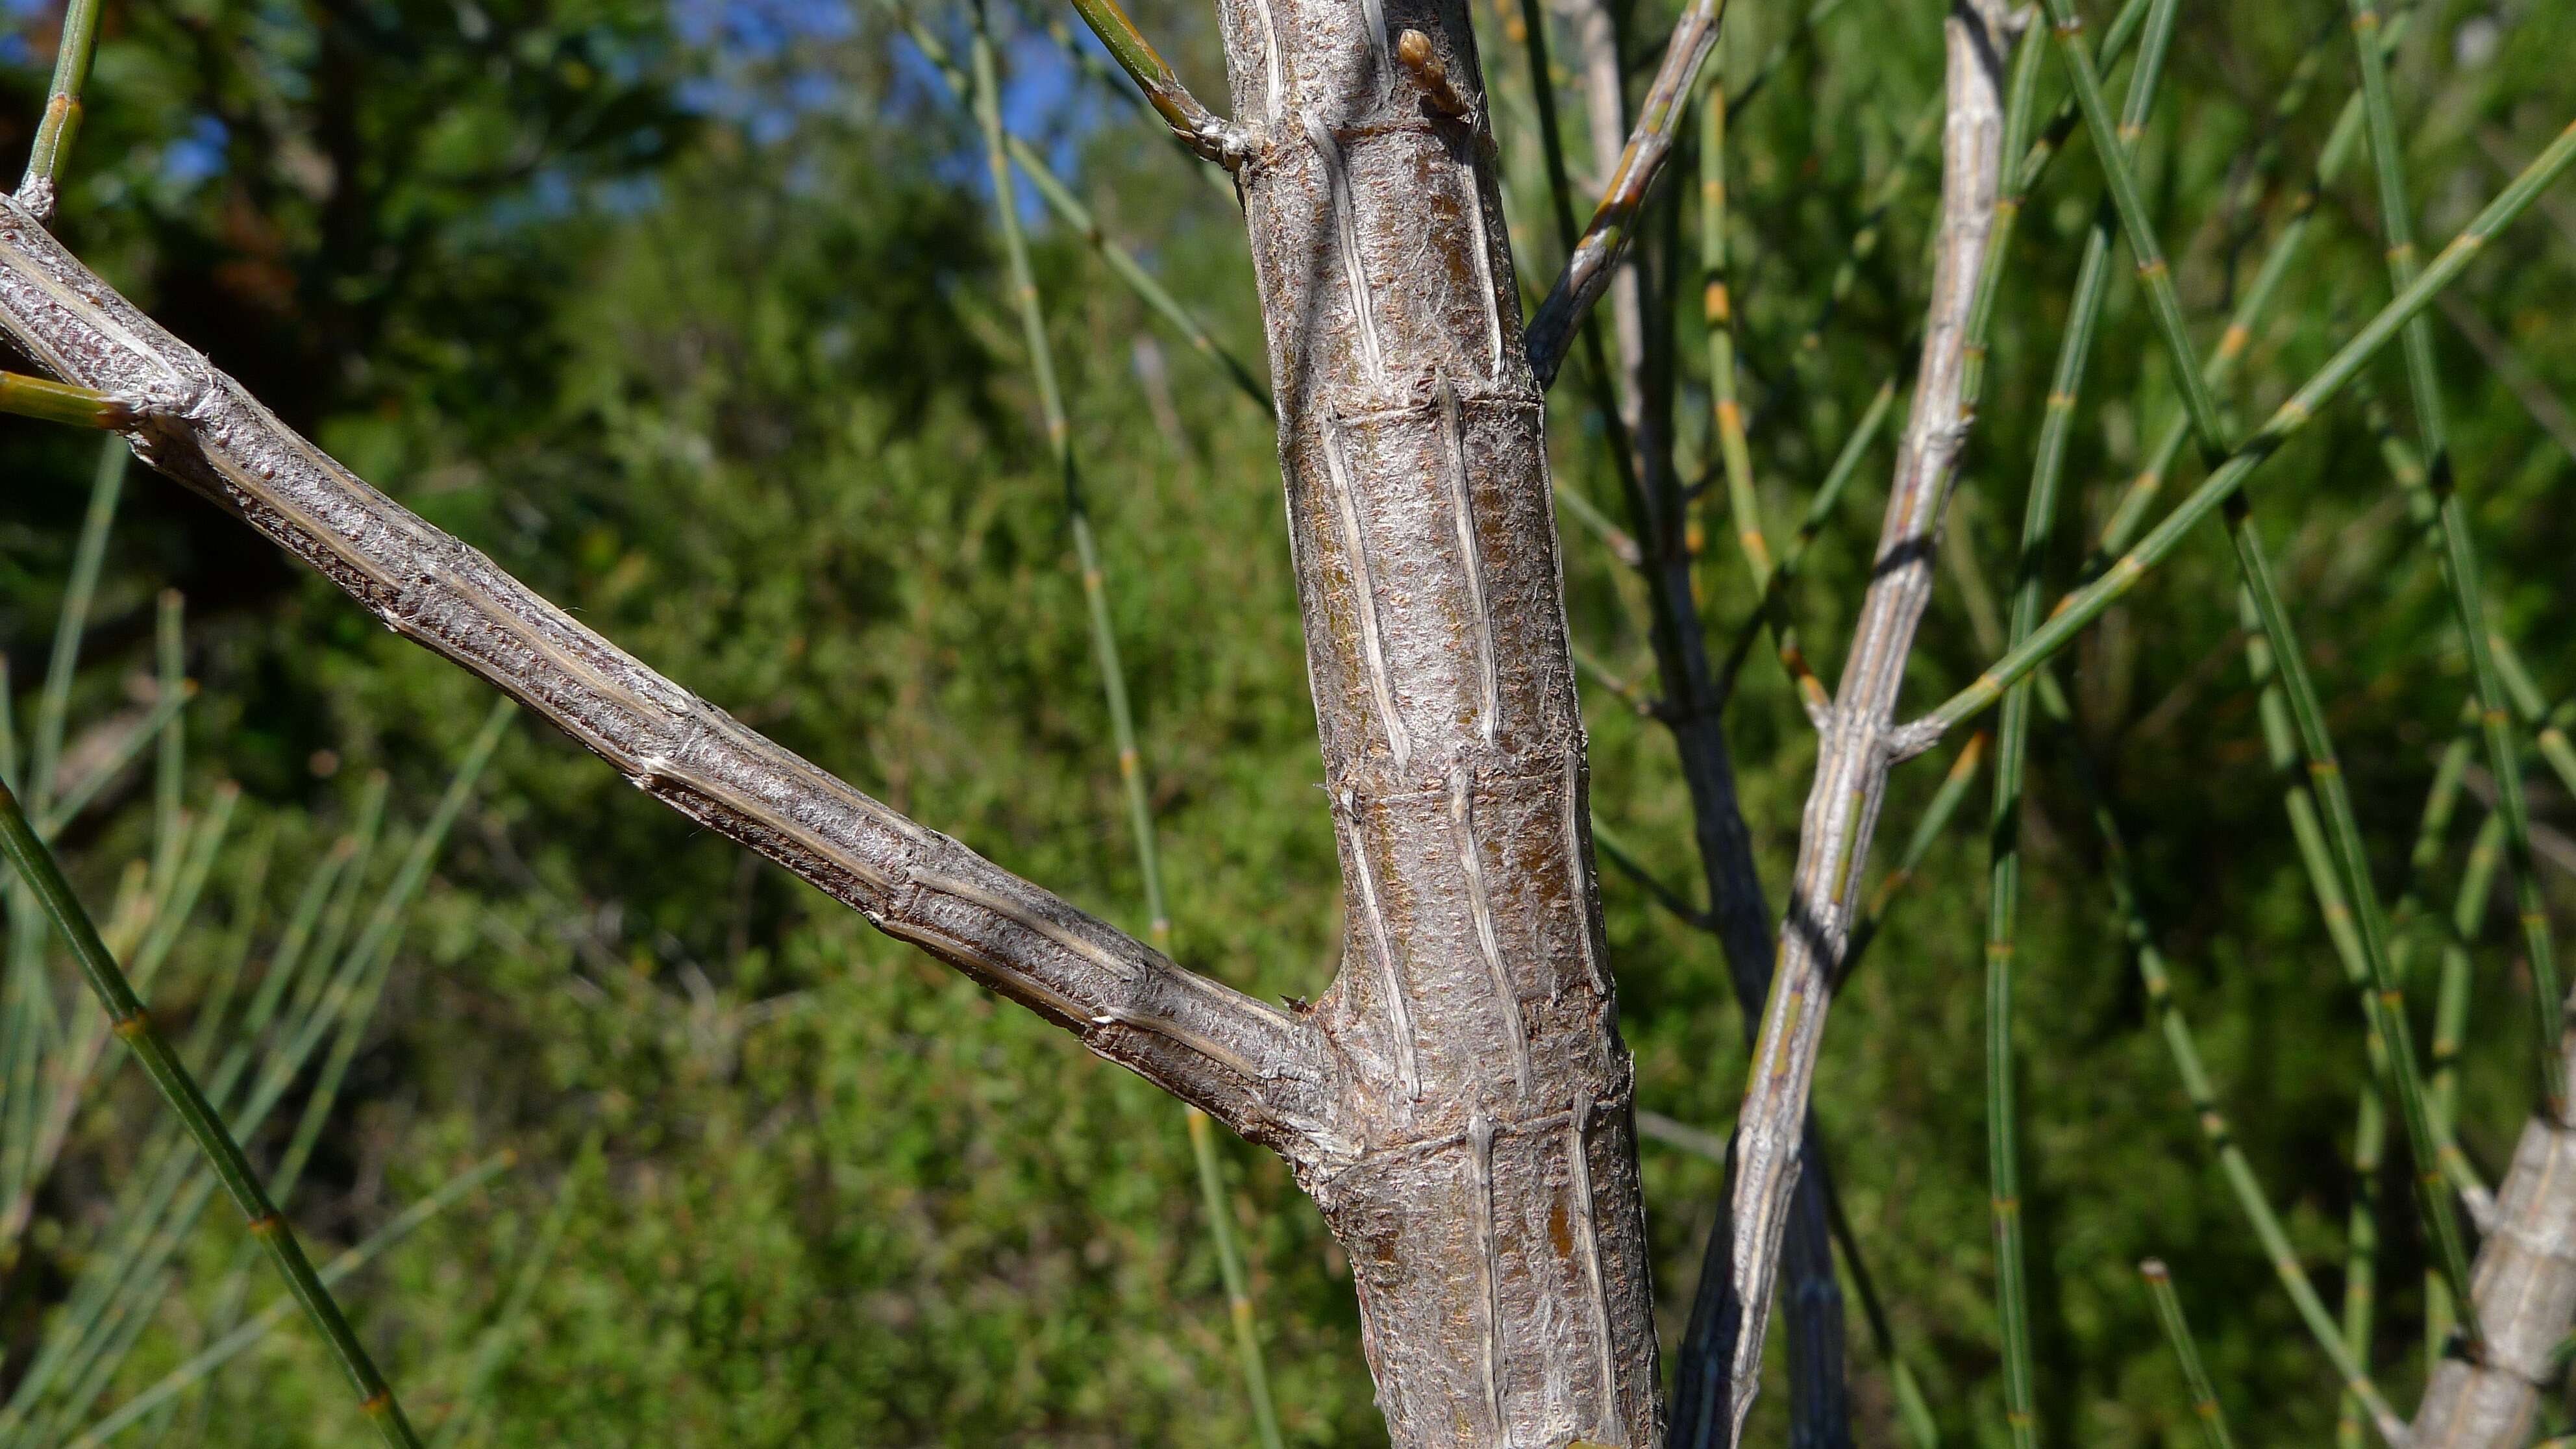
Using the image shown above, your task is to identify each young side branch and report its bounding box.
[1715,3,2013,1440]
[0,193,1343,1167]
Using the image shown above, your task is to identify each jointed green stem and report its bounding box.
[17,0,106,210]
[1918,114,2576,738]
[2228,523,2486,1350]
[2344,0,2564,1113]
[2087,752,2408,1445]
[890,8,1270,415]
[2140,1261,2236,1449]
[1837,729,1986,991]
[0,372,130,428]
[68,1152,516,1449]
[967,12,1280,1444]
[2487,632,2576,799]
[0,778,425,1448]
[2092,18,2397,564]
[1700,51,1827,719]
[1981,4,2183,1434]
[2035,0,2228,460]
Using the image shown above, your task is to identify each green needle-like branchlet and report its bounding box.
[0,778,427,1448]
[1981,3,2182,1433]
[0,373,130,429]
[2092,14,2399,565]
[2035,0,2227,461]
[17,0,106,208]
[66,1152,516,1449]
[2488,632,2576,799]
[2227,536,2486,1352]
[967,11,1281,1444]
[2345,0,2564,1114]
[2089,762,2408,1446]
[2140,1261,2236,1449]
[889,8,1270,415]
[1918,112,2576,738]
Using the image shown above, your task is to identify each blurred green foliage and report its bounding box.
[1,0,2573,1444]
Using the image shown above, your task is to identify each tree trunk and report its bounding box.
[1212,0,1660,1442]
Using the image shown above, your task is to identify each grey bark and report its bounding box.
[1715,6,2012,1443]
[1210,0,1657,1437]
[2409,988,2576,1448]
[1550,4,1848,1443]
[0,0,1663,1435]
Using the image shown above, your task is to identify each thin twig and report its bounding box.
[0,778,428,1448]
[0,192,1340,1161]
[1061,0,1250,167]
[1911,115,2576,742]
[1524,0,1731,384]
[2140,1260,2238,1449]
[1715,8,2014,1441]
[15,0,106,220]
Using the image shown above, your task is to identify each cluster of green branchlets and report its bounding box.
[1980,2,2186,1439]
[0,432,523,1442]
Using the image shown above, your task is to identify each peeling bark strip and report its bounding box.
[1716,5,2014,1443]
[1219,0,1655,1437]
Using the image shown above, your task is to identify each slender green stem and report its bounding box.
[33,439,127,811]
[1701,46,1827,719]
[2228,526,2484,1349]
[1918,114,2576,737]
[888,8,1270,414]
[1960,0,2154,410]
[1837,729,1987,991]
[2487,631,2576,799]
[2035,0,2227,460]
[2088,758,2407,1446]
[1984,5,2183,1436]
[2140,1260,2236,1449]
[0,373,130,428]
[67,1154,515,1449]
[0,778,425,1448]
[18,0,106,208]
[1059,0,1245,166]
[969,11,1278,1443]
[2092,16,2396,564]
[2344,0,2563,1113]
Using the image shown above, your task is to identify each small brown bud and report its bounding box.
[1394,29,1472,118]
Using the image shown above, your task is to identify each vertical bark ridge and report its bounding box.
[1215,0,1659,1439]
